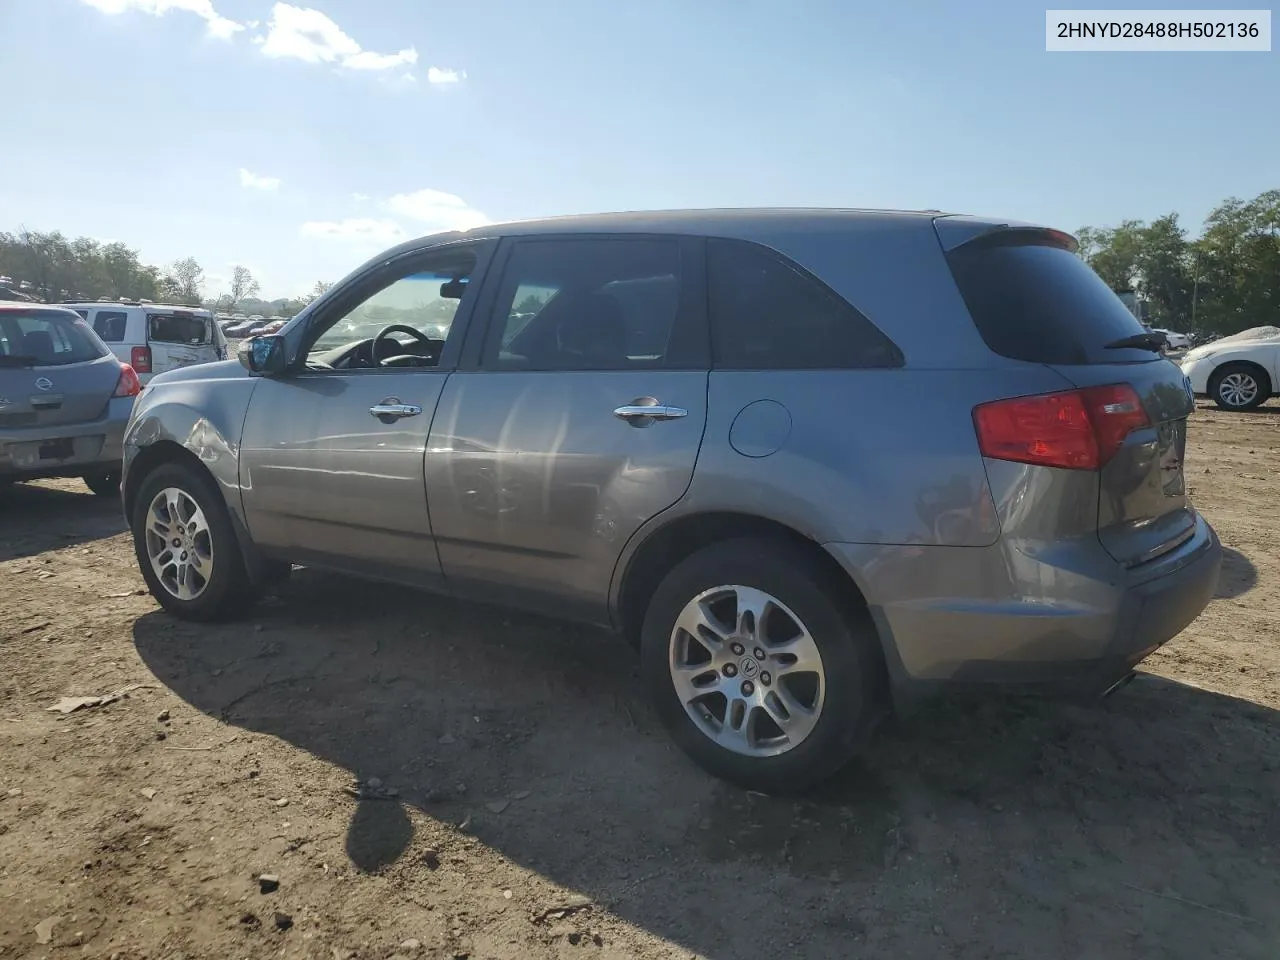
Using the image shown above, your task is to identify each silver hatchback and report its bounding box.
[121,209,1221,791]
[1,303,141,495]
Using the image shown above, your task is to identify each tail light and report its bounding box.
[130,345,152,374]
[974,384,1149,471]
[114,363,142,398]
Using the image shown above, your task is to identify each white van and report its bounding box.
[61,301,228,383]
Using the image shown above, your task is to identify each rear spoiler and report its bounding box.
[933,215,1078,254]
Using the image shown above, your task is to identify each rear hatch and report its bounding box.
[941,221,1196,568]
[146,309,220,374]
[0,309,121,429]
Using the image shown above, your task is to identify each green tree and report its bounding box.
[161,256,205,305]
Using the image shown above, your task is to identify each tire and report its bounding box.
[640,537,886,793]
[1210,363,1269,411]
[130,461,260,621]
[83,469,121,497]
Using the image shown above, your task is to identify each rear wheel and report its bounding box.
[1211,363,1268,411]
[640,537,886,793]
[130,461,260,621]
[83,469,121,497]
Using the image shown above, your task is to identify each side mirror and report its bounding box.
[237,334,288,376]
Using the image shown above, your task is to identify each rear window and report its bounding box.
[946,234,1152,365]
[148,312,211,345]
[0,311,109,366]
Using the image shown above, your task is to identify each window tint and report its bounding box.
[0,311,108,366]
[148,312,211,345]
[93,310,127,342]
[707,239,901,370]
[487,239,684,370]
[946,234,1152,365]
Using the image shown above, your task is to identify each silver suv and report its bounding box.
[122,210,1222,791]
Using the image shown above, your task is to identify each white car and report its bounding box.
[1180,326,1280,410]
[62,301,228,384]
[1152,328,1192,351]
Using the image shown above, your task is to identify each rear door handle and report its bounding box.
[614,397,688,426]
[369,398,422,421]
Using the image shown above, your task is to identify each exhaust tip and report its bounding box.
[1102,672,1137,698]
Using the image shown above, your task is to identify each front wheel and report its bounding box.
[83,469,121,497]
[130,461,260,621]
[640,538,886,793]
[1211,364,1268,410]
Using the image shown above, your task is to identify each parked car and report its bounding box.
[0,303,141,494]
[1152,328,1192,351]
[121,209,1221,792]
[60,301,227,384]
[1180,326,1280,410]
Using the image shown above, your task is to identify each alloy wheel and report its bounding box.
[1218,371,1259,408]
[144,486,214,601]
[668,584,826,758]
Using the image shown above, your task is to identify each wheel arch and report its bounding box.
[1209,358,1273,399]
[123,437,279,585]
[613,510,879,650]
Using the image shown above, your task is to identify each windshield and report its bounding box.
[309,271,466,357]
[0,310,109,367]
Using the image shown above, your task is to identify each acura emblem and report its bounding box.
[35,377,53,391]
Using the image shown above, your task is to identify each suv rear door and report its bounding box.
[425,235,710,622]
[146,309,219,376]
[941,223,1197,568]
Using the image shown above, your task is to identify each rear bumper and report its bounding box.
[825,514,1222,704]
[0,396,132,479]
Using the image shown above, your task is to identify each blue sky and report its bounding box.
[0,0,1275,298]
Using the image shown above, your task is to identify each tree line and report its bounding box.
[0,228,327,317]
[5,189,1276,336]
[1077,188,1279,336]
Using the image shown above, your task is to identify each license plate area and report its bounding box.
[39,438,75,460]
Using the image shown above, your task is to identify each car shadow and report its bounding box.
[0,480,126,560]
[1217,547,1259,599]
[132,570,1280,958]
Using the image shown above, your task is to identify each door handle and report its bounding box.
[614,397,688,426]
[369,398,423,422]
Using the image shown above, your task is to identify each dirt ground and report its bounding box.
[1,402,1277,960]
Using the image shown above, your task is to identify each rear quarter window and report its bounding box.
[707,238,902,370]
[946,234,1153,365]
[93,310,128,342]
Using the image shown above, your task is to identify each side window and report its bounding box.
[485,239,685,371]
[707,239,901,370]
[93,310,128,342]
[305,246,479,367]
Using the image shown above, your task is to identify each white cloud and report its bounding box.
[385,189,488,231]
[427,67,465,84]
[300,218,407,244]
[351,193,372,202]
[255,3,429,78]
[344,48,418,71]
[239,168,281,191]
[78,0,244,40]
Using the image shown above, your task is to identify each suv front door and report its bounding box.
[238,241,493,587]
[425,235,709,622]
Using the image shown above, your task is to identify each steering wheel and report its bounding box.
[372,324,434,365]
